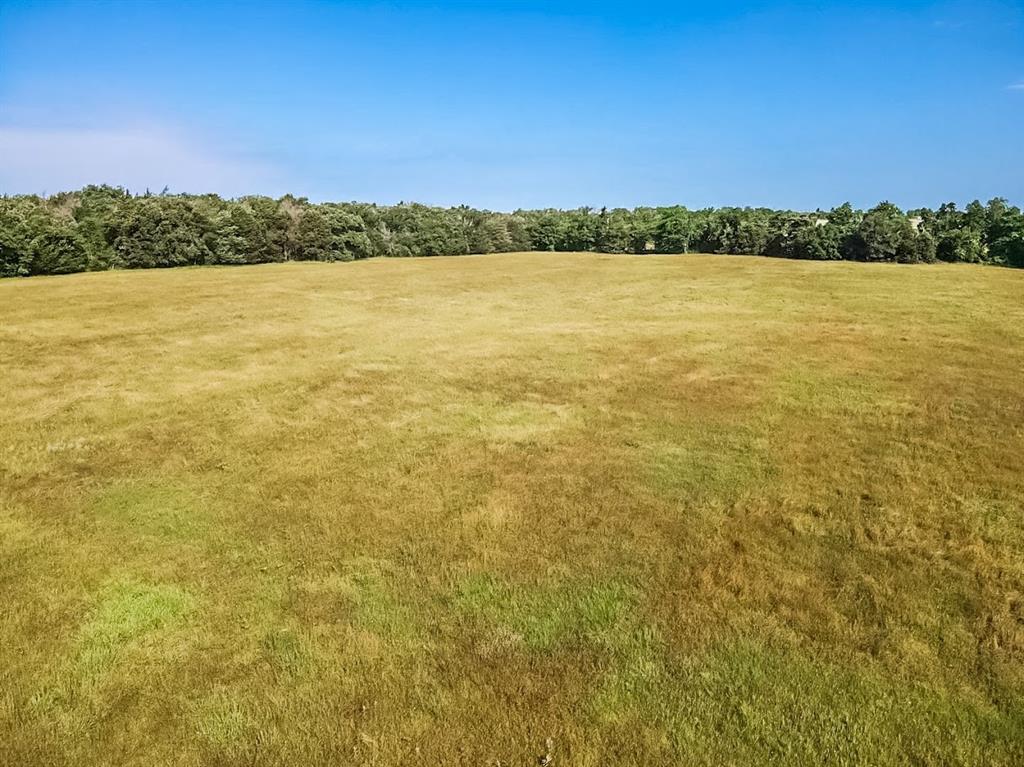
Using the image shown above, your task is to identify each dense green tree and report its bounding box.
[595,207,634,253]
[470,214,513,254]
[29,221,88,275]
[2,189,1021,277]
[322,205,373,260]
[505,214,533,252]
[936,228,983,262]
[828,202,859,231]
[931,202,983,262]
[984,201,1024,267]
[0,197,38,276]
[242,196,292,263]
[982,199,1024,265]
[654,207,695,253]
[732,211,772,255]
[214,204,260,264]
[523,210,564,252]
[294,207,333,261]
[790,221,843,260]
[628,208,658,253]
[112,196,214,268]
[847,202,915,262]
[903,227,937,264]
[559,208,599,251]
[72,185,129,269]
[990,233,1024,267]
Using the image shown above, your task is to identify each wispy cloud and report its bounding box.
[1008,81,1024,91]
[0,123,284,197]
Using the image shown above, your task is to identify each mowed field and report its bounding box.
[2,252,1024,766]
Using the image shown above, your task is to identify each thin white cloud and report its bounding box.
[0,124,283,197]
[1008,81,1024,90]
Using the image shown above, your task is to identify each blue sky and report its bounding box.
[1,0,1022,210]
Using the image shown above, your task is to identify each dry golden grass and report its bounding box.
[1,252,1023,765]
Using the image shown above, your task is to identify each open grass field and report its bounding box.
[2,252,1023,765]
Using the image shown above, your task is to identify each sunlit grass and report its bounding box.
[1,253,1022,765]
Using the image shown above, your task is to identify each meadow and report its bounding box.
[1,252,1023,765]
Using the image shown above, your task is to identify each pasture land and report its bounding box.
[1,252,1023,765]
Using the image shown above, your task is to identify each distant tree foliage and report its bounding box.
[2,187,1022,277]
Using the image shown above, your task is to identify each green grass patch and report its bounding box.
[260,628,310,678]
[646,425,773,502]
[339,559,420,644]
[776,367,907,418]
[89,481,209,541]
[454,574,639,652]
[293,558,423,648]
[663,639,1024,766]
[192,692,258,761]
[77,579,195,678]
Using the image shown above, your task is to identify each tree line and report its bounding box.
[1,186,1022,277]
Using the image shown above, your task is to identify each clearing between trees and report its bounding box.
[2,252,1023,765]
